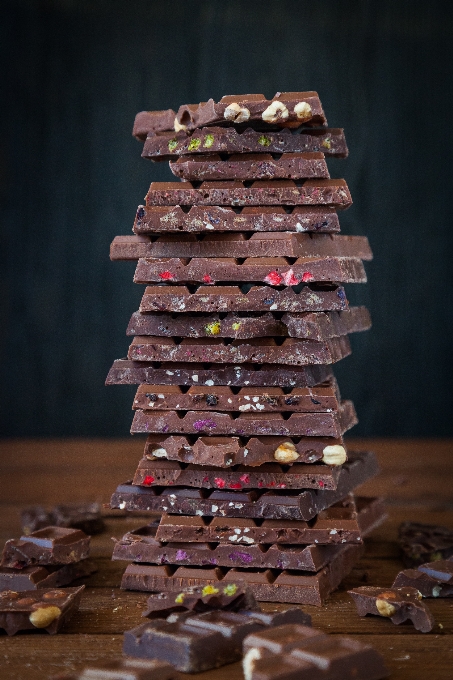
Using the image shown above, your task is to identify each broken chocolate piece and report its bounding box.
[398,521,453,566]
[392,559,453,597]
[348,585,435,633]
[133,109,177,139]
[53,659,178,680]
[0,561,96,591]
[1,527,90,568]
[21,502,105,536]
[0,585,84,635]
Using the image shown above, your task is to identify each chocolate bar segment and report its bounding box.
[1,527,90,568]
[348,586,435,633]
[127,307,371,340]
[133,205,341,234]
[142,127,348,159]
[21,502,105,536]
[392,559,453,597]
[398,521,453,566]
[0,560,96,591]
[0,585,84,635]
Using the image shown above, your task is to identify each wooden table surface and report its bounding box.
[0,438,452,680]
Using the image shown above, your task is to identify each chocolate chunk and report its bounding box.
[121,544,363,606]
[51,659,178,680]
[110,451,379,520]
[123,607,311,672]
[128,336,352,367]
[106,360,333,388]
[1,527,90,568]
[348,585,435,633]
[21,502,105,536]
[0,560,96,591]
[133,205,341,234]
[133,109,177,139]
[141,127,348,159]
[392,559,453,597]
[170,152,330,181]
[133,256,367,284]
[127,307,371,341]
[398,521,453,566]
[0,585,84,635]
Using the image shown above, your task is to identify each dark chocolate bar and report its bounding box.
[112,497,386,570]
[54,658,179,680]
[141,127,348,159]
[1,527,90,568]
[0,585,84,635]
[133,205,341,234]
[133,256,367,285]
[0,560,96,591]
[170,152,330,181]
[398,521,453,566]
[110,451,379,520]
[126,307,371,340]
[133,108,176,139]
[106,360,333,388]
[121,544,363,606]
[392,559,453,597]
[348,586,435,633]
[128,336,352,367]
[21,502,105,536]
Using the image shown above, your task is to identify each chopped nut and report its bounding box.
[322,445,347,466]
[262,101,289,123]
[174,116,187,133]
[203,133,215,148]
[29,605,61,628]
[274,441,299,463]
[376,598,397,617]
[224,103,250,123]
[294,101,312,120]
[243,647,262,680]
[151,447,167,458]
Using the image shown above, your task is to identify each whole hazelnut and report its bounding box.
[322,445,347,466]
[294,101,313,120]
[262,101,289,123]
[274,441,299,463]
[375,598,397,617]
[224,103,250,123]
[29,605,62,628]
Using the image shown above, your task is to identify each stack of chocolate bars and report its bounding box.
[107,92,385,605]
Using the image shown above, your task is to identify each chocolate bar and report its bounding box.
[126,307,371,340]
[106,360,333,388]
[1,527,90,568]
[138,284,349,314]
[392,559,453,597]
[128,336,352,367]
[133,108,176,139]
[112,233,371,260]
[124,607,311,672]
[121,544,363,606]
[133,256,367,284]
[398,521,453,566]
[21,502,105,536]
[170,152,330,181]
[141,127,348,159]
[348,586,435,633]
[112,497,386,570]
[110,451,379,520]
[0,560,96,591]
[242,624,389,680]
[0,585,84,635]
[133,205,341,234]
[54,659,179,680]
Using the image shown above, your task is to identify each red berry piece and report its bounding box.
[302,271,314,282]
[264,271,283,286]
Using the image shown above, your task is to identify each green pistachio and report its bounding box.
[258,135,271,147]
[203,134,215,148]
[188,138,201,151]
[168,139,178,152]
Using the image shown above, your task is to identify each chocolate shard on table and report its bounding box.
[170,152,330,181]
[110,451,379,520]
[141,126,348,159]
[348,585,435,633]
[1,527,90,568]
[128,336,352,367]
[121,543,363,606]
[0,585,84,635]
[242,623,389,680]
[133,256,367,285]
[133,108,177,139]
[53,658,179,680]
[124,607,311,672]
[0,561,96,591]
[21,502,105,536]
[392,559,453,597]
[112,497,386,570]
[127,307,372,341]
[133,205,341,234]
[398,521,453,566]
[106,359,333,388]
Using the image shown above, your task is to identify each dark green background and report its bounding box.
[1,0,452,437]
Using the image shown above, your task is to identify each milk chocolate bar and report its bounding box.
[133,108,176,139]
[133,205,341,234]
[54,659,179,680]
[0,560,96,591]
[392,559,453,597]
[242,624,389,680]
[170,152,330,181]
[21,502,105,536]
[1,527,90,568]
[0,585,84,635]
[128,336,352,366]
[131,400,356,438]
[144,180,352,208]
[141,127,348,159]
[112,233,371,260]
[127,307,371,340]
[398,521,453,566]
[121,544,363,605]
[133,256,367,284]
[110,451,379,520]
[123,607,311,672]
[138,284,349,314]
[106,359,333,388]
[348,586,435,633]
[112,497,386,570]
